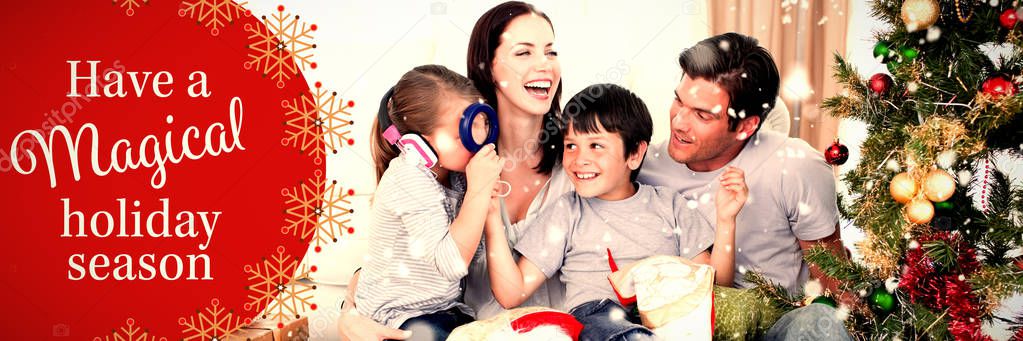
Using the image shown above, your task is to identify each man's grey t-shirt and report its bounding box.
[638,130,839,295]
[514,184,716,311]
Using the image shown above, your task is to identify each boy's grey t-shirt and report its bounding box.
[638,130,839,295]
[514,184,716,311]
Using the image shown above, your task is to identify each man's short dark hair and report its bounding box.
[561,83,652,181]
[678,32,780,132]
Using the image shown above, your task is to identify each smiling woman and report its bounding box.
[9,97,245,189]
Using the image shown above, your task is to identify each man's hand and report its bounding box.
[799,227,859,308]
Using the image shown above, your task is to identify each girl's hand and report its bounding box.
[485,156,506,235]
[465,144,503,197]
[716,166,748,220]
[489,187,502,213]
[485,197,502,234]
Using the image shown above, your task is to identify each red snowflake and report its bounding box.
[94,318,166,341]
[243,4,317,88]
[281,169,355,251]
[178,298,250,341]
[112,0,149,16]
[178,0,251,36]
[281,81,355,164]
[243,245,317,324]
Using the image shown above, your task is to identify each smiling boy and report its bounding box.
[483,83,748,340]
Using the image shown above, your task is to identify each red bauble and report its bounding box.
[824,140,849,165]
[869,73,893,94]
[981,74,1017,99]
[1000,8,1019,29]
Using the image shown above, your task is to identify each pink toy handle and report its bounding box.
[383,125,401,146]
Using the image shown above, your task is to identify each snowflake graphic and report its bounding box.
[113,0,149,16]
[243,4,317,88]
[281,81,355,164]
[178,298,250,341]
[178,0,251,36]
[281,169,355,252]
[94,318,166,341]
[244,245,318,323]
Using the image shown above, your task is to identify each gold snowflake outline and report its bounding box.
[281,81,355,164]
[281,169,356,251]
[178,0,251,36]
[243,245,318,323]
[243,4,317,88]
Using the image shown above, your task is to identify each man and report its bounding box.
[638,32,852,340]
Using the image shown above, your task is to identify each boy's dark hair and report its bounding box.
[678,32,779,133]
[562,83,652,182]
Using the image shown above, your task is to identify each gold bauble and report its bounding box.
[905,198,935,224]
[890,172,917,204]
[923,169,956,202]
[901,0,940,32]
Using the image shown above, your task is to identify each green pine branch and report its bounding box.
[805,245,875,289]
[869,0,901,28]
[837,192,852,220]
[973,95,1023,142]
[922,239,957,272]
[970,265,1023,305]
[970,163,1023,264]
[911,303,951,340]
[744,271,803,309]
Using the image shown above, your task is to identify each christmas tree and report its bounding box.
[766,0,1023,339]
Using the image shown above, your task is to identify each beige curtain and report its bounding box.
[709,0,848,151]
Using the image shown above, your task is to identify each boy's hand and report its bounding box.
[716,166,748,219]
[465,144,503,197]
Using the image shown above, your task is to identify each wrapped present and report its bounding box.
[241,316,309,341]
[227,327,273,341]
[608,255,715,341]
[448,306,582,341]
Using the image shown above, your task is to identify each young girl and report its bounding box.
[354,65,504,340]
[339,3,567,339]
